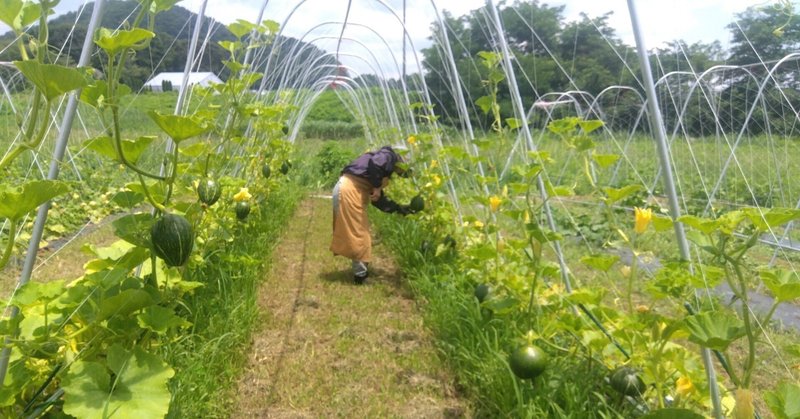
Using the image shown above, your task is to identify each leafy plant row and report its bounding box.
[377,53,800,417]
[0,1,298,417]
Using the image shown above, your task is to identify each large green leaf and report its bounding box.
[112,213,155,248]
[227,19,255,39]
[0,180,68,220]
[16,2,40,28]
[759,268,800,303]
[578,119,604,134]
[148,0,181,13]
[566,288,604,305]
[677,215,718,235]
[571,135,595,152]
[526,223,562,243]
[765,382,800,419]
[98,289,154,321]
[218,40,243,54]
[505,117,521,130]
[544,180,574,197]
[547,117,580,135]
[580,254,619,272]
[261,19,280,34]
[592,153,619,169]
[744,207,800,232]
[111,191,145,209]
[684,311,746,351]
[95,27,155,54]
[0,0,23,29]
[148,111,208,142]
[11,280,65,307]
[62,345,174,419]
[13,61,88,100]
[178,142,211,158]
[0,360,30,408]
[125,181,167,206]
[84,244,150,274]
[603,185,641,205]
[80,80,132,108]
[475,96,493,115]
[85,136,154,164]
[0,0,39,30]
[137,306,190,334]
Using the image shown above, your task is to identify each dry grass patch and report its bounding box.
[234,197,469,418]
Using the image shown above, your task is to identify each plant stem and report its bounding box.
[0,218,19,270]
[732,262,757,388]
[137,173,166,213]
[163,143,180,205]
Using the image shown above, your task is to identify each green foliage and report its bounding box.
[765,382,800,419]
[314,141,353,188]
[0,180,68,221]
[62,345,175,419]
[164,184,303,417]
[300,120,363,140]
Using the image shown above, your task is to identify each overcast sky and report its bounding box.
[3,0,765,77]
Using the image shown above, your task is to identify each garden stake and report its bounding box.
[628,0,722,416]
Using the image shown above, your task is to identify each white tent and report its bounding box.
[143,72,222,92]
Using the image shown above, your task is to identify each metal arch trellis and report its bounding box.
[0,0,108,387]
[625,0,723,416]
[268,22,420,131]
[252,0,465,224]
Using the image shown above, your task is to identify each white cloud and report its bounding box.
[2,0,764,77]
[178,0,759,77]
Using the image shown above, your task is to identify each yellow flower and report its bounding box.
[430,159,438,169]
[675,376,694,397]
[620,265,631,278]
[634,207,653,234]
[432,174,442,186]
[489,195,502,212]
[407,135,417,145]
[474,220,484,229]
[233,187,252,202]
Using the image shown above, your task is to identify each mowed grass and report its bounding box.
[231,197,467,417]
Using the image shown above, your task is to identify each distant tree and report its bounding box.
[727,4,800,66]
[721,4,800,135]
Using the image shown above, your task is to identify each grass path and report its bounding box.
[232,196,468,418]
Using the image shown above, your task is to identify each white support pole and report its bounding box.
[626,1,723,417]
[486,0,573,292]
[159,0,207,180]
[0,0,107,385]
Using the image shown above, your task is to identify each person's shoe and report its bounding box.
[354,272,368,285]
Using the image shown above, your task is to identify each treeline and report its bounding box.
[0,0,340,91]
[417,1,800,136]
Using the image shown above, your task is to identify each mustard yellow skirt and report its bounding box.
[330,174,372,262]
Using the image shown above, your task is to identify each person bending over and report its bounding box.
[330,145,414,284]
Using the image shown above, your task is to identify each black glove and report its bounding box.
[372,193,402,214]
[397,205,412,216]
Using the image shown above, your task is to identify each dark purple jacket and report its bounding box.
[341,146,402,188]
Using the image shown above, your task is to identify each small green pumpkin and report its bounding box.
[197,179,222,206]
[409,195,425,212]
[280,160,291,175]
[262,163,271,179]
[235,201,251,220]
[150,213,194,267]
